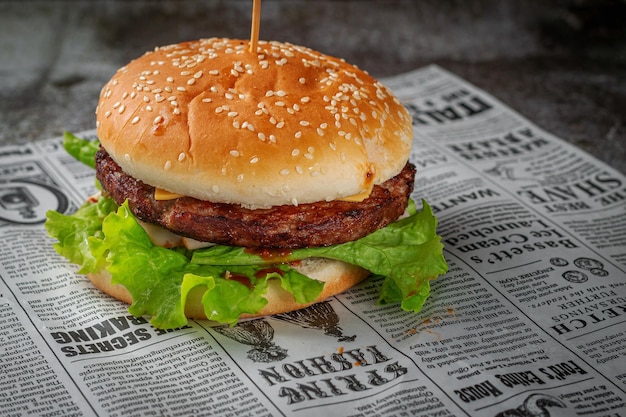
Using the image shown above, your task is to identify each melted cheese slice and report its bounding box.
[154,188,184,201]
[338,185,373,202]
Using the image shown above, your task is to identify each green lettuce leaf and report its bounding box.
[45,197,118,274]
[62,131,100,168]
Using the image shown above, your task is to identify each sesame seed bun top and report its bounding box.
[95,38,413,208]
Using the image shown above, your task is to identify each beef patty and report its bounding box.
[96,148,416,249]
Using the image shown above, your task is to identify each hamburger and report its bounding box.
[46,38,448,329]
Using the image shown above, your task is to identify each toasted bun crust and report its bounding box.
[96,38,412,208]
[87,258,370,321]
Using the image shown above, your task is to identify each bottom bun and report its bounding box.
[87,258,371,321]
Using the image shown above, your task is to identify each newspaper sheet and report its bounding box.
[1,65,624,417]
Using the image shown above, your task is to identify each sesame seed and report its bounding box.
[215,107,224,114]
[295,165,303,174]
[180,70,191,76]
[317,128,324,136]
[164,86,172,93]
[166,76,174,82]
[247,124,255,132]
[124,153,131,161]
[131,116,140,124]
[112,102,120,109]
[178,152,186,161]
[164,161,172,170]
[295,131,302,138]
[280,169,290,176]
[276,121,285,128]
[237,174,244,182]
[105,111,112,118]
[258,133,266,141]
[209,70,219,75]
[250,156,259,164]
[299,120,310,126]
[230,150,240,157]
[177,86,187,92]
[212,185,219,193]
[173,108,181,115]
[118,105,125,114]
[275,90,286,97]
[225,93,234,100]
[291,197,298,206]
[292,148,300,156]
[187,78,196,85]
[202,98,212,103]
[194,70,203,78]
[299,77,306,84]
[269,134,276,142]
[265,90,274,97]
[227,111,238,117]
[275,101,285,107]
[254,109,263,116]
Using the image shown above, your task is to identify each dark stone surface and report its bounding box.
[1,0,624,172]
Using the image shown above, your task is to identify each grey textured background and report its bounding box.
[1,0,624,172]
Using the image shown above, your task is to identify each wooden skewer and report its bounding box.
[249,0,261,53]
